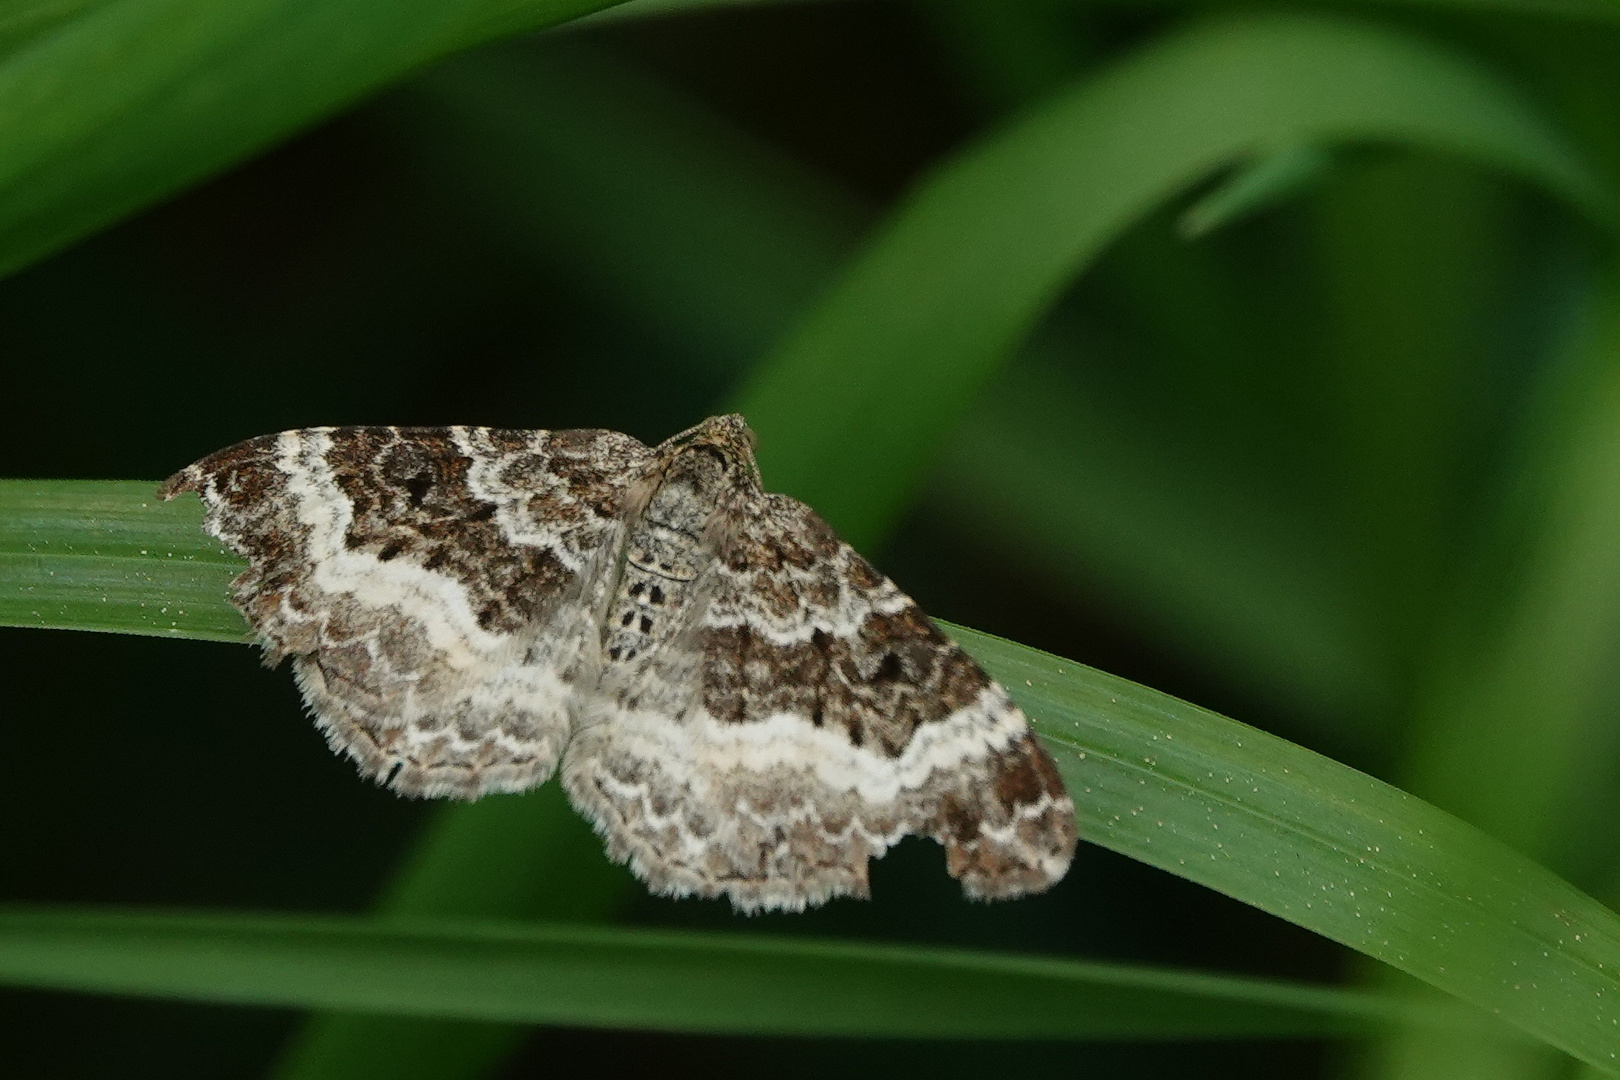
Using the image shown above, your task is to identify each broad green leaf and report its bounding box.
[0,0,625,280]
[732,12,1617,550]
[10,485,1620,1067]
[0,907,1467,1040]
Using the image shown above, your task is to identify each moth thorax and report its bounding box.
[642,476,711,538]
[622,478,706,584]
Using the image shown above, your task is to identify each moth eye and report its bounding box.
[873,652,904,683]
[403,473,433,507]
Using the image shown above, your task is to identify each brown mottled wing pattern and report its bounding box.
[160,425,650,799]
[562,488,1076,912]
[166,414,1073,912]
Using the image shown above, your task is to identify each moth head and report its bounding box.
[656,414,763,494]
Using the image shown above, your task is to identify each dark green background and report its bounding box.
[4,1,1619,1076]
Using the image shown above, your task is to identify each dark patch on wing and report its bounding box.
[701,496,990,757]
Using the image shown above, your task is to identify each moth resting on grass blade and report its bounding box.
[162,415,1076,912]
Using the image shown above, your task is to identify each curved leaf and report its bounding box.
[0,0,623,279]
[732,12,1616,549]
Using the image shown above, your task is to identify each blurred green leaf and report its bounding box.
[386,41,865,374]
[1318,156,1523,703]
[353,18,1612,733]
[11,486,1620,1067]
[921,0,1097,113]
[583,0,1620,28]
[1389,173,1620,900]
[929,356,1383,729]
[0,907,1468,1040]
[1,0,1615,286]
[733,12,1616,551]
[1179,144,1336,238]
[1352,265,1620,1080]
[271,786,637,1080]
[0,0,106,56]
[0,0,624,281]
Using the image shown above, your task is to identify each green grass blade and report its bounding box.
[0,0,625,281]
[732,12,1617,550]
[0,907,1479,1040]
[10,484,1620,1065]
[270,784,637,1080]
[950,624,1620,1075]
[0,480,246,640]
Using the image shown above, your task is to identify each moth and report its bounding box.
[162,415,1076,911]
